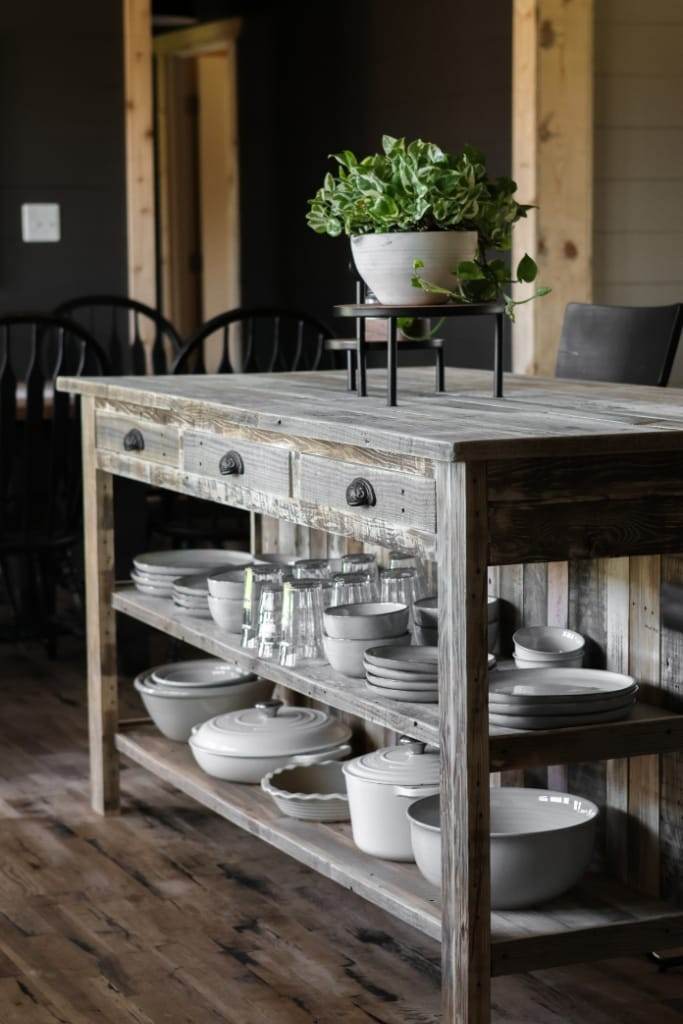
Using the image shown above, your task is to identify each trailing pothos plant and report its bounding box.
[307,135,550,320]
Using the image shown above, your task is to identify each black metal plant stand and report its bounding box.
[333,296,506,407]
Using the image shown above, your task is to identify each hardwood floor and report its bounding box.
[0,642,682,1023]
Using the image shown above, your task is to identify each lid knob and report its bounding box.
[255,698,283,718]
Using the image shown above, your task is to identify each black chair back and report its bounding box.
[556,302,683,386]
[54,295,182,374]
[0,313,108,551]
[172,306,334,375]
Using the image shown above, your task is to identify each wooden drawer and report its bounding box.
[296,454,436,533]
[182,430,291,496]
[96,412,180,465]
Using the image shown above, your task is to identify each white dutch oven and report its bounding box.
[189,699,352,783]
[342,741,440,860]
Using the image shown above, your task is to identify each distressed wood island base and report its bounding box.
[58,368,683,1024]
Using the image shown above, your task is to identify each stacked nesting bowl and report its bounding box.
[413,595,501,650]
[207,568,250,633]
[322,603,411,677]
[513,625,585,669]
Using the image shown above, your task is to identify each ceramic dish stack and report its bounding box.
[489,667,638,730]
[131,549,253,597]
[513,625,585,669]
[412,595,501,650]
[172,572,212,618]
[134,660,273,741]
[322,602,411,677]
[207,568,248,633]
[363,645,439,703]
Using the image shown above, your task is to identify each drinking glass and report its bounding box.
[256,582,284,660]
[293,558,331,580]
[329,571,375,607]
[388,549,430,598]
[241,564,282,648]
[341,552,377,579]
[379,567,418,611]
[279,579,325,666]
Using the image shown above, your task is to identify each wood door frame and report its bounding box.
[511,0,594,376]
[154,18,242,334]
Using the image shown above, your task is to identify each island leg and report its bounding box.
[437,461,491,1023]
[81,396,119,814]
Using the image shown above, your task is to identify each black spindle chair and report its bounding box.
[172,306,334,375]
[55,295,182,374]
[0,313,108,651]
[556,302,683,387]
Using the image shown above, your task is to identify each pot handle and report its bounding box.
[290,744,352,766]
[394,783,440,799]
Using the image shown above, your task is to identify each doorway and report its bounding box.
[154,20,241,340]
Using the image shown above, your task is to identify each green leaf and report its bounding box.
[412,258,425,269]
[516,253,538,283]
[456,260,486,281]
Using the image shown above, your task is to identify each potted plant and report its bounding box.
[307,135,549,316]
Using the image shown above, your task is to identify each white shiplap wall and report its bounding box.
[594,0,683,379]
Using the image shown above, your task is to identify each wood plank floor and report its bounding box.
[1,643,682,1023]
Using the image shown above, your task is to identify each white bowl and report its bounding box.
[407,787,598,909]
[207,568,247,599]
[513,653,584,670]
[413,596,438,629]
[134,672,273,741]
[208,594,244,633]
[261,761,350,821]
[513,626,585,658]
[322,631,411,677]
[323,602,409,640]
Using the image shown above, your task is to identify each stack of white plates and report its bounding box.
[131,549,253,597]
[489,668,638,730]
[363,645,439,703]
[513,626,585,669]
[172,573,211,618]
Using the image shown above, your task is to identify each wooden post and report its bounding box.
[438,461,490,1024]
[123,0,156,316]
[512,0,594,376]
[81,398,119,814]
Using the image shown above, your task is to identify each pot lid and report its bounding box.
[190,699,352,757]
[343,742,440,786]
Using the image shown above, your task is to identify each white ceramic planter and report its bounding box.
[350,230,478,306]
[343,742,440,861]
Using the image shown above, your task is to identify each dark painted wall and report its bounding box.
[0,2,126,313]
[238,0,512,367]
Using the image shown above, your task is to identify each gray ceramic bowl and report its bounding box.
[207,594,244,633]
[407,787,598,909]
[322,630,411,677]
[134,672,273,741]
[513,626,585,658]
[207,568,248,599]
[323,602,409,640]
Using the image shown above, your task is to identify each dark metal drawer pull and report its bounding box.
[345,477,376,507]
[219,450,244,476]
[123,428,144,452]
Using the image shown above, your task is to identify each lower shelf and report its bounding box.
[116,727,683,976]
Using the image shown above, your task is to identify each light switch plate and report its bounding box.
[21,203,61,242]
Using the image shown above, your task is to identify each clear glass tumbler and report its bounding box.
[388,549,431,599]
[329,571,376,607]
[279,578,325,666]
[256,582,284,660]
[241,564,282,649]
[293,558,331,580]
[379,567,419,611]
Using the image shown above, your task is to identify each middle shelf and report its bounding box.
[113,585,683,771]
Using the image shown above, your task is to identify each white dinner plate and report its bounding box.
[133,549,251,576]
[365,670,439,692]
[364,645,438,672]
[489,701,636,730]
[489,688,638,717]
[365,681,438,703]
[363,660,438,683]
[172,572,212,596]
[489,667,637,704]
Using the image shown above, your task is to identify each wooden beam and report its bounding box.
[123,0,156,312]
[512,0,594,376]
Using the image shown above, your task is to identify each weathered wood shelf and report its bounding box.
[113,585,683,771]
[116,727,683,977]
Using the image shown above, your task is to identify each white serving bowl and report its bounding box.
[323,602,409,640]
[513,652,584,670]
[322,631,411,678]
[134,671,272,741]
[411,595,500,650]
[208,594,244,633]
[261,761,350,821]
[207,568,248,599]
[407,787,598,909]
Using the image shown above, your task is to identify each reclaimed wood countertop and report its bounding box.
[58,367,683,463]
